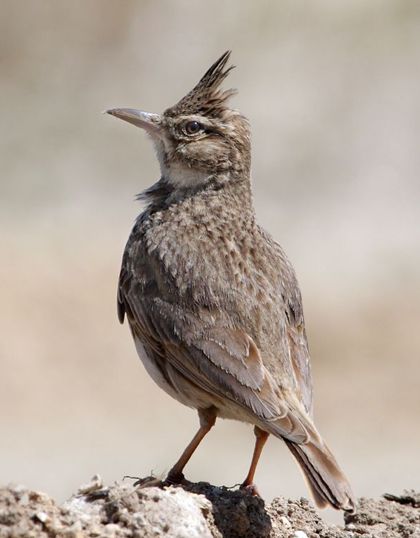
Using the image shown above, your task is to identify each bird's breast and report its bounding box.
[135,219,282,346]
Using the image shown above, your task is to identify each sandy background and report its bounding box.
[1,0,419,523]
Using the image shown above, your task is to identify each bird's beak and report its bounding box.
[105,108,162,136]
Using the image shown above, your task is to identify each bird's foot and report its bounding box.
[164,471,190,487]
[128,475,162,488]
[240,481,261,497]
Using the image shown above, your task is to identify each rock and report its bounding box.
[345,492,420,538]
[0,477,418,537]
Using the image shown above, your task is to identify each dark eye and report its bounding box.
[184,120,202,135]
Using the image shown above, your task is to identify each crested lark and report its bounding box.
[106,51,355,512]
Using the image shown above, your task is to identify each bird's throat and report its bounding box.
[164,161,212,189]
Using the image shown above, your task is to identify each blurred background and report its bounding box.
[1,0,419,523]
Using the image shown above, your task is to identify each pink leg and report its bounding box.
[166,407,217,483]
[240,426,269,496]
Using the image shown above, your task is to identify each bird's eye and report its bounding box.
[184,120,202,135]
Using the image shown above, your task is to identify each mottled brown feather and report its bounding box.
[113,51,355,513]
[165,50,236,118]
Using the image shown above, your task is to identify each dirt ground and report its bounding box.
[0,476,418,538]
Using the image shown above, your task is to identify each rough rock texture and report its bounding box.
[0,476,418,537]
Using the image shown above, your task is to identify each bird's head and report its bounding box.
[106,51,251,191]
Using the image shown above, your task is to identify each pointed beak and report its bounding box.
[105,108,162,136]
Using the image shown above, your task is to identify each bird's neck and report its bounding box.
[135,176,257,307]
[138,171,254,220]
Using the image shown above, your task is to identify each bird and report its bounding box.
[106,51,355,512]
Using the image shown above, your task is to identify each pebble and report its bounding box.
[35,511,49,523]
[280,516,292,528]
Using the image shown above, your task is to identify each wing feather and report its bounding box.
[121,277,310,442]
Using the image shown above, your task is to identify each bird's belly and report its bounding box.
[133,336,216,410]
[133,336,250,421]
[134,337,180,401]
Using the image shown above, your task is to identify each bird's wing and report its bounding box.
[285,308,313,417]
[117,261,130,324]
[120,284,312,443]
[258,229,314,416]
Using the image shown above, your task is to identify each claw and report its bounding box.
[133,476,162,488]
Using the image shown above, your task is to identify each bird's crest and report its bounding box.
[165,51,236,118]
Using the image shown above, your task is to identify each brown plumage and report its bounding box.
[165,50,236,118]
[106,51,355,512]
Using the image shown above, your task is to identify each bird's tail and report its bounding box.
[284,436,355,512]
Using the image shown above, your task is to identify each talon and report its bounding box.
[226,483,242,491]
[133,476,162,488]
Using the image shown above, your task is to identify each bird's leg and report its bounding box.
[166,406,217,484]
[240,426,269,496]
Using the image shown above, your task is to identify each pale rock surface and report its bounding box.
[0,476,418,537]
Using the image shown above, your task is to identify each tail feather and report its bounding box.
[284,438,355,513]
